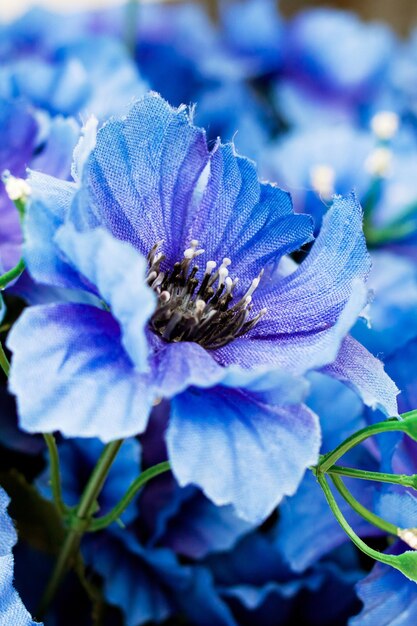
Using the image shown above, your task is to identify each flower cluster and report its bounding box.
[1,2,417,625]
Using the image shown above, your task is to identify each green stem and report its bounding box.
[43,434,67,516]
[319,418,413,474]
[0,258,25,290]
[0,340,10,377]
[330,474,397,535]
[317,473,399,566]
[90,461,171,532]
[327,464,417,490]
[37,440,124,619]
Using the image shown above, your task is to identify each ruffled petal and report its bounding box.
[322,335,399,416]
[24,172,81,290]
[167,379,320,523]
[7,303,155,441]
[78,92,210,263]
[256,192,370,335]
[188,144,313,287]
[214,281,368,374]
[55,224,156,370]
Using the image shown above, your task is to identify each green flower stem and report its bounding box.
[43,434,67,516]
[330,474,398,536]
[317,472,417,579]
[0,340,10,377]
[37,439,124,619]
[327,464,417,490]
[0,258,25,290]
[318,416,417,474]
[89,461,171,532]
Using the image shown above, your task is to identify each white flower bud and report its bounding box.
[371,111,399,140]
[3,174,31,202]
[365,147,392,177]
[310,164,335,200]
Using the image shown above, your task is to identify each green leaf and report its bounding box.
[0,469,65,555]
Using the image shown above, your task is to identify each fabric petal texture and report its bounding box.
[167,376,320,522]
[55,225,156,371]
[7,303,155,441]
[0,488,42,625]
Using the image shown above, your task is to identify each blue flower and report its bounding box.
[260,122,374,231]
[0,487,42,625]
[8,93,396,522]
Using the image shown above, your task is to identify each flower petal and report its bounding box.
[350,543,417,626]
[7,303,154,441]
[78,92,210,263]
[167,382,320,523]
[55,224,156,371]
[322,335,399,416]
[0,488,41,625]
[256,192,370,335]
[214,280,368,374]
[24,172,80,290]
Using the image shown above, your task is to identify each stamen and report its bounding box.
[147,240,267,349]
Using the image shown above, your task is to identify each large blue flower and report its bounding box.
[7,93,396,522]
[0,487,42,625]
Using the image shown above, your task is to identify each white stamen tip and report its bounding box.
[219,267,229,283]
[310,164,335,199]
[365,147,392,177]
[160,291,171,303]
[205,261,217,273]
[225,276,233,292]
[190,239,199,247]
[222,257,232,267]
[3,174,32,202]
[195,299,206,313]
[398,527,417,550]
[371,111,399,140]
[184,248,196,259]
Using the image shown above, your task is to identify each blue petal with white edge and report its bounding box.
[322,335,399,416]
[7,303,155,441]
[55,224,156,371]
[24,172,79,290]
[167,371,320,523]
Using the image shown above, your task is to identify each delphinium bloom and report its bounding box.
[7,93,397,524]
[0,487,42,625]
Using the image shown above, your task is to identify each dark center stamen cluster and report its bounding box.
[146,241,267,350]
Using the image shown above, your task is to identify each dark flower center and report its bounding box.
[146,240,266,350]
